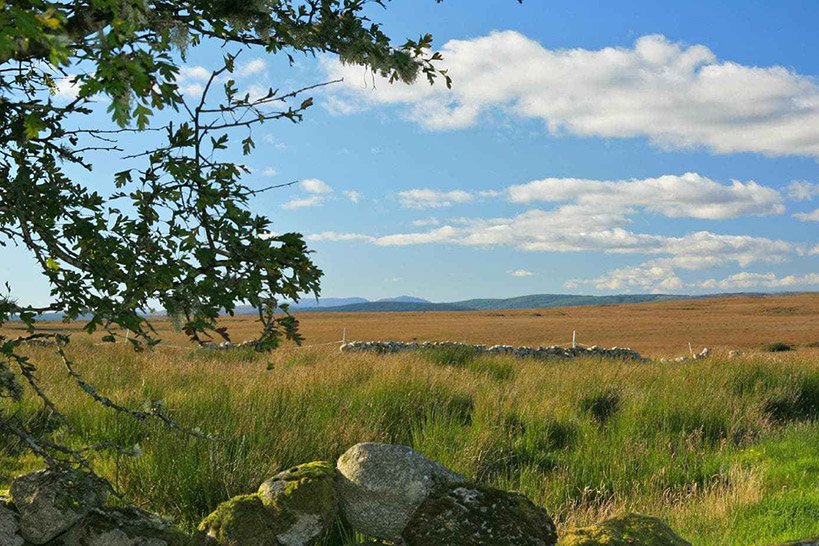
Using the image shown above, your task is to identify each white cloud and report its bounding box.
[344,190,362,203]
[307,231,374,242]
[699,272,819,290]
[794,208,819,222]
[398,189,473,209]
[324,32,819,157]
[301,179,333,194]
[237,59,266,77]
[283,195,325,209]
[567,262,684,293]
[411,217,441,227]
[262,167,278,177]
[510,269,534,277]
[787,181,819,201]
[283,179,334,208]
[179,66,211,81]
[53,76,79,99]
[508,172,783,219]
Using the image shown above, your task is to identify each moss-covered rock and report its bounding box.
[197,494,284,546]
[197,461,337,546]
[559,513,691,546]
[402,483,557,546]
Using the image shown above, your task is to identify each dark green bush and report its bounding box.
[765,342,793,352]
[579,388,622,425]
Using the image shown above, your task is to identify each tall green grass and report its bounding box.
[2,342,818,544]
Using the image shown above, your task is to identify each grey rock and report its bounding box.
[48,506,188,546]
[10,469,106,544]
[402,483,557,546]
[0,503,24,546]
[340,340,646,361]
[335,442,464,541]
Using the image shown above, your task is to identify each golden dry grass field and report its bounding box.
[2,293,819,544]
[4,293,817,357]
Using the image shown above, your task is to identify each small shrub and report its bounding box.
[422,345,478,367]
[764,342,793,352]
[579,388,622,425]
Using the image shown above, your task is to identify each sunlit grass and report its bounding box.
[2,339,818,545]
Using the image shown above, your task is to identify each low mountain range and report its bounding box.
[288,293,698,312]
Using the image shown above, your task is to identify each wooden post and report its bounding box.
[688,341,694,358]
[572,330,576,349]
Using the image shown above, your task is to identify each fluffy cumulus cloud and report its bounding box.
[787,181,819,201]
[794,208,819,222]
[700,272,819,290]
[283,179,333,208]
[508,172,784,219]
[398,189,473,209]
[300,178,333,194]
[325,32,819,157]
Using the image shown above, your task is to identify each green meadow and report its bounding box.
[2,341,818,545]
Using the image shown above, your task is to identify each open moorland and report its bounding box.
[2,293,819,544]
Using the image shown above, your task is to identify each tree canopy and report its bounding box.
[0,0,451,468]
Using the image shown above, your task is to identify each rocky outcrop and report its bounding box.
[335,442,464,541]
[559,513,692,546]
[341,340,646,361]
[197,461,337,546]
[3,471,186,546]
[0,497,24,546]
[3,447,695,546]
[10,469,106,544]
[403,483,557,546]
[49,506,188,545]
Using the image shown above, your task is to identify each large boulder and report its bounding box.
[10,469,106,544]
[402,483,557,546]
[197,461,336,546]
[0,496,24,546]
[335,442,464,540]
[48,506,189,546]
[559,513,691,546]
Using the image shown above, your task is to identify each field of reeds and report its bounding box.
[2,328,819,544]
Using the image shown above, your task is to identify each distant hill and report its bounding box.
[10,292,785,320]
[302,301,469,313]
[376,296,431,304]
[450,293,679,310]
[296,293,685,313]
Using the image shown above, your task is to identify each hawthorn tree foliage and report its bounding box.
[0,0,452,469]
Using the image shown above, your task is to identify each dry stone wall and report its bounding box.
[341,340,647,361]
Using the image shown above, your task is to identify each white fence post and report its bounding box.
[572,330,576,349]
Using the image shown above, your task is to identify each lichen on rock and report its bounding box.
[402,483,557,546]
[559,513,692,546]
[335,442,465,541]
[49,506,190,546]
[0,501,24,546]
[10,469,106,544]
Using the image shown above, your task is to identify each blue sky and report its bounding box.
[4,0,819,305]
